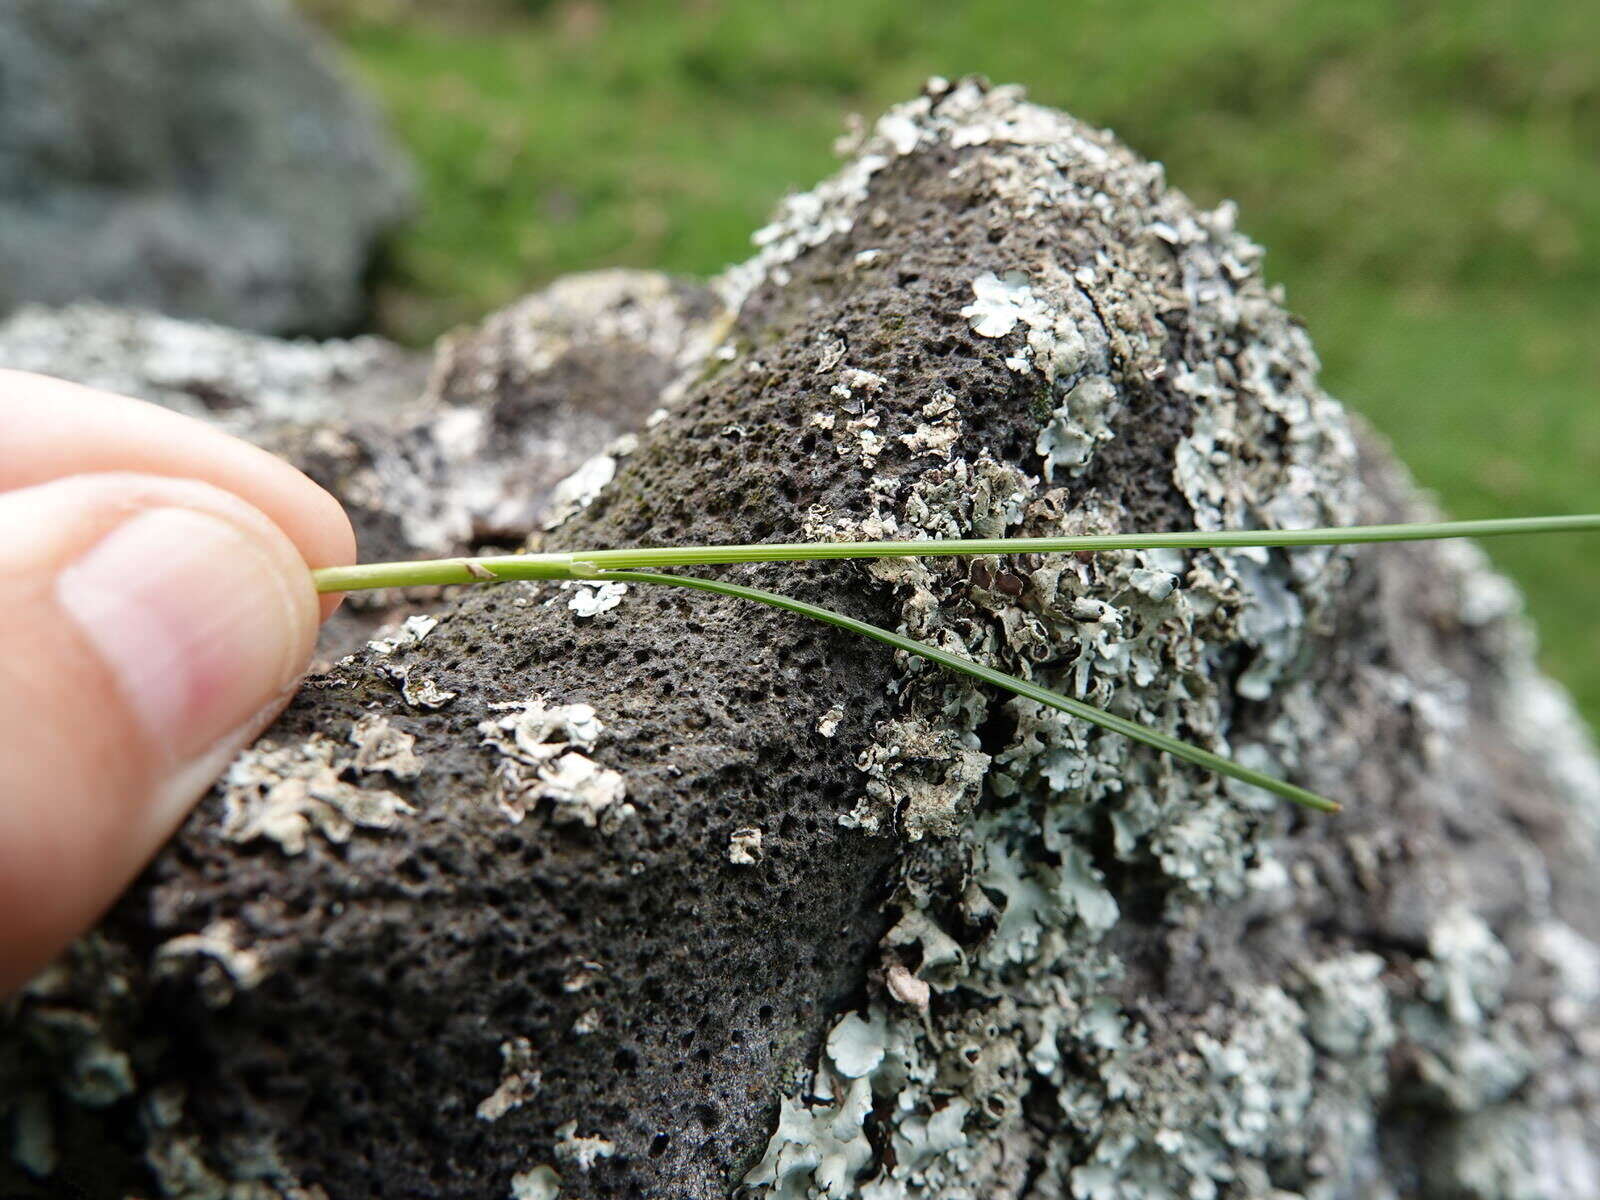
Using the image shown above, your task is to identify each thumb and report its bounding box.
[0,473,321,993]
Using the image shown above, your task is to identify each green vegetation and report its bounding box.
[307,0,1600,724]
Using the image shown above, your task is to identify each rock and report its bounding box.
[0,271,725,658]
[0,0,413,335]
[4,80,1599,1200]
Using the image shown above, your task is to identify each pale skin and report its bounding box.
[0,369,355,995]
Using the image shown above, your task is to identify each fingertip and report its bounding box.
[0,474,323,991]
[0,370,359,621]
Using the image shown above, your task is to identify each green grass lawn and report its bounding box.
[310,0,1600,727]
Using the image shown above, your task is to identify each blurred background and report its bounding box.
[8,0,1598,724]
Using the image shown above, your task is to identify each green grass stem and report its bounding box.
[597,569,1340,813]
[306,513,1600,815]
[311,514,1600,593]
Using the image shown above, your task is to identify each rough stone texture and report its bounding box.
[0,0,413,335]
[4,80,1600,1200]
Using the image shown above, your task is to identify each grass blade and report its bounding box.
[307,513,1600,814]
[599,569,1340,813]
[311,513,1600,593]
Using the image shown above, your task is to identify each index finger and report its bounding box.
[0,369,356,613]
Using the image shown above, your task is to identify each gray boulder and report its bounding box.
[3,81,1599,1200]
[0,0,413,335]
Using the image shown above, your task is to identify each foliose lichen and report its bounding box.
[736,78,1599,1200]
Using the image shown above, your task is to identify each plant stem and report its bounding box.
[597,569,1340,813]
[303,512,1600,815]
[311,513,1600,593]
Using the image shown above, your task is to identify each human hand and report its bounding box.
[0,369,354,994]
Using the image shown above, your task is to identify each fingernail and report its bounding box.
[57,507,315,766]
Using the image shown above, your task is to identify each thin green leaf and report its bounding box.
[598,569,1340,814]
[311,514,1600,593]
[305,512,1600,815]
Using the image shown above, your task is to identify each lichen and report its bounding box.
[348,714,424,779]
[1400,907,1531,1114]
[728,826,764,865]
[848,716,990,840]
[11,76,1599,1200]
[218,728,417,855]
[477,699,632,828]
[477,1037,543,1122]
[544,452,619,532]
[141,1084,329,1200]
[552,1121,617,1171]
[399,671,458,709]
[567,581,628,618]
[509,1164,562,1200]
[366,613,439,656]
[738,78,1407,1200]
[153,919,270,1008]
[9,1089,54,1177]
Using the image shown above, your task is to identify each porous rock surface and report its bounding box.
[0,0,413,334]
[4,80,1600,1200]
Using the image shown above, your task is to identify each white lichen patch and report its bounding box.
[509,1165,561,1200]
[736,79,1393,1200]
[960,270,1034,338]
[567,581,628,618]
[816,705,846,737]
[1036,374,1120,478]
[399,671,457,709]
[552,1121,616,1171]
[367,613,439,656]
[745,1080,877,1199]
[956,264,1124,483]
[543,452,617,531]
[884,964,930,1011]
[153,919,269,1008]
[841,366,887,393]
[219,732,416,855]
[366,615,460,710]
[561,960,604,993]
[728,826,764,865]
[477,1038,543,1122]
[851,717,990,841]
[477,699,631,828]
[349,714,423,779]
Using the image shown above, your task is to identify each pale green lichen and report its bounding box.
[1401,908,1531,1114]
[141,1083,331,1200]
[9,1089,54,1177]
[732,78,1591,1200]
